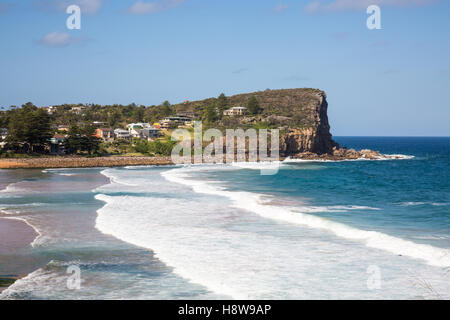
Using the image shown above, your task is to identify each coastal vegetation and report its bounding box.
[0,88,341,158]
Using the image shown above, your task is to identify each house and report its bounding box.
[50,133,65,144]
[223,106,247,116]
[93,121,107,128]
[50,134,66,155]
[95,128,114,141]
[160,120,177,130]
[114,129,131,140]
[41,106,56,114]
[140,127,160,140]
[71,106,86,114]
[177,112,197,119]
[165,116,192,123]
[127,123,151,137]
[57,125,70,133]
[160,116,192,130]
[0,128,8,140]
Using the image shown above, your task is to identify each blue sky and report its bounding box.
[0,0,449,136]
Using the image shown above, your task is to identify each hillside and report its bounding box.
[172,88,339,155]
[1,88,384,160]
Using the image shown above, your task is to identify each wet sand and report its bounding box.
[0,218,38,292]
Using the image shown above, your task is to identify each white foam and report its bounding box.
[2,216,43,248]
[93,166,450,299]
[399,202,448,207]
[400,202,426,207]
[283,154,415,163]
[99,169,139,186]
[162,166,450,268]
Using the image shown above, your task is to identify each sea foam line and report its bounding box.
[161,166,450,268]
[283,154,414,163]
[1,216,42,248]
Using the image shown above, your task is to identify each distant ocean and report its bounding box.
[0,137,449,299]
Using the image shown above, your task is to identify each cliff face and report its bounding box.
[173,88,339,156]
[279,92,339,156]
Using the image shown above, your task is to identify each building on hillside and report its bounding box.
[223,106,247,116]
[0,128,8,140]
[177,112,197,119]
[160,120,176,130]
[140,127,160,140]
[93,121,107,128]
[57,125,70,133]
[114,129,131,140]
[41,106,56,114]
[71,106,86,114]
[160,116,192,130]
[126,123,151,137]
[95,128,114,141]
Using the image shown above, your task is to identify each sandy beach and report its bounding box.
[0,156,174,169]
[0,218,38,292]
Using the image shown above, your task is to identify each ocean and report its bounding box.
[0,137,449,299]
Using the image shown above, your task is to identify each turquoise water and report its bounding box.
[0,137,449,299]
[210,137,450,247]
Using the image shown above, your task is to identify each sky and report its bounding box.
[0,0,449,136]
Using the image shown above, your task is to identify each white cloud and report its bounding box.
[128,0,185,15]
[34,0,102,14]
[39,32,79,47]
[304,0,440,13]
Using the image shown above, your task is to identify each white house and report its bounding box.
[71,106,86,114]
[127,123,152,137]
[41,106,57,114]
[114,129,131,140]
[223,106,247,116]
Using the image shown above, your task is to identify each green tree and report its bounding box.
[148,140,177,156]
[133,106,145,122]
[25,108,53,152]
[161,101,172,117]
[204,103,218,123]
[65,123,101,155]
[247,96,260,115]
[134,139,149,154]
[6,103,52,153]
[217,93,228,118]
[108,110,122,128]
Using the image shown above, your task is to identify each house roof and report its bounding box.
[230,106,247,110]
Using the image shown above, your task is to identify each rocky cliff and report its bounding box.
[173,88,340,156]
[277,91,339,156]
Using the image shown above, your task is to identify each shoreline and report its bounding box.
[0,150,410,170]
[0,217,39,293]
[0,156,174,169]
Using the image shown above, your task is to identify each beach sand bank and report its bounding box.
[0,156,174,169]
[0,218,38,292]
